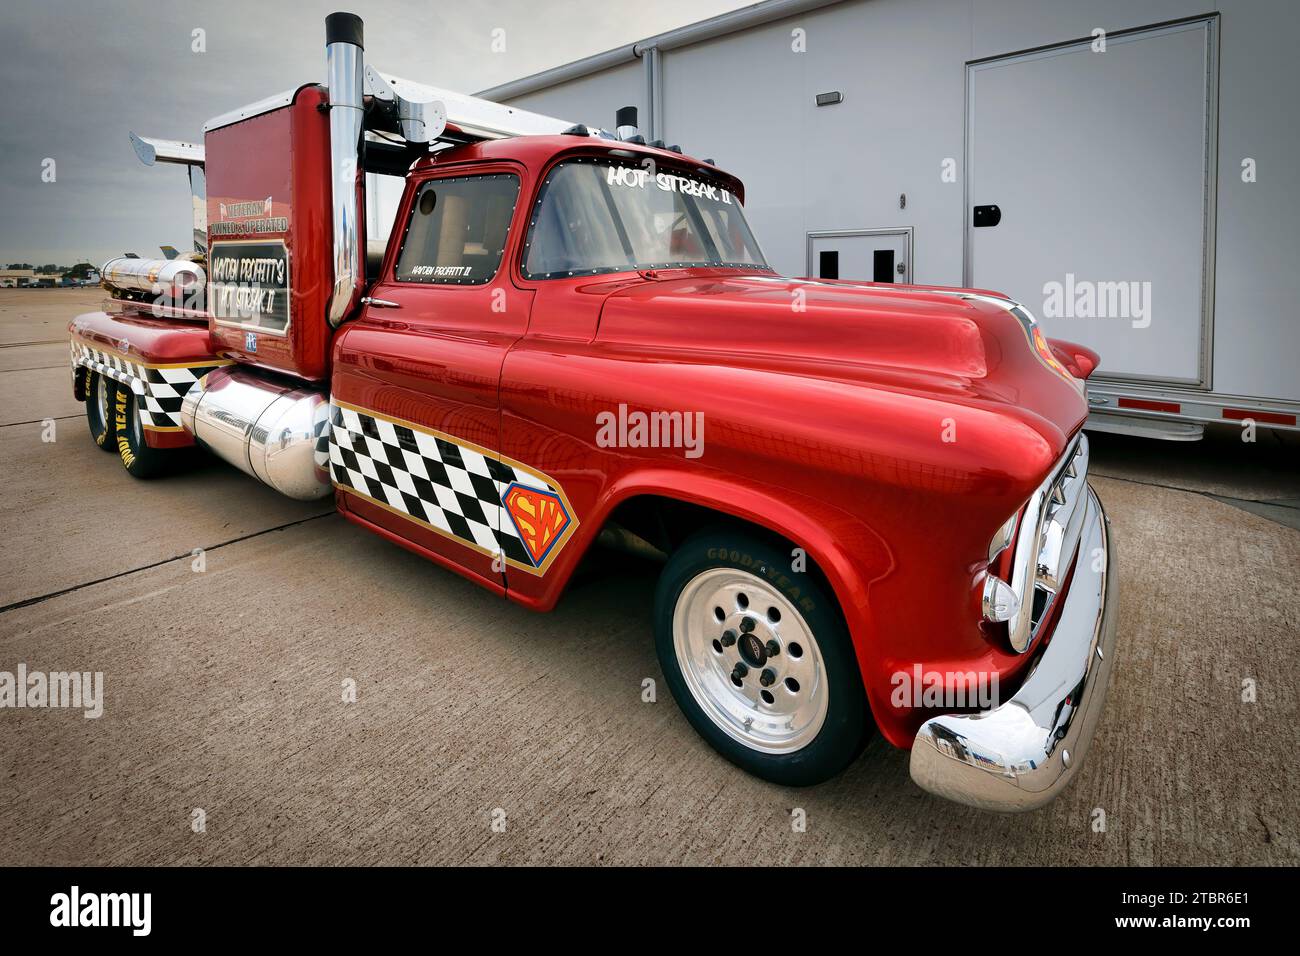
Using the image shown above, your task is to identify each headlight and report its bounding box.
[981,510,1021,623]
[982,575,1020,623]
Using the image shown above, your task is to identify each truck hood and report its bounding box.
[593,271,1090,446]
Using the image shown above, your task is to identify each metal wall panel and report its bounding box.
[506,60,645,140]
[967,19,1216,385]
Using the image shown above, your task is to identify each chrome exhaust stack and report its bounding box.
[180,368,332,501]
[325,12,366,328]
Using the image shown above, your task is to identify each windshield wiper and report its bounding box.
[595,174,637,269]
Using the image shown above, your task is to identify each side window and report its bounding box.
[394,173,520,285]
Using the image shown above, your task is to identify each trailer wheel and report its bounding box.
[112,383,171,478]
[84,371,115,452]
[654,529,869,786]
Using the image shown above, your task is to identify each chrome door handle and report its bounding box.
[361,296,401,308]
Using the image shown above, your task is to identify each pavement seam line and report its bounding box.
[2,414,81,428]
[1090,470,1300,509]
[0,511,335,614]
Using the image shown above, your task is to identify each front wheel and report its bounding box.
[653,529,868,786]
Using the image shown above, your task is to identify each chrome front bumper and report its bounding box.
[909,485,1117,811]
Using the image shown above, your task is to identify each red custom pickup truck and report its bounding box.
[70,13,1116,810]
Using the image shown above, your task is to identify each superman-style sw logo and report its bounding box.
[502,483,573,567]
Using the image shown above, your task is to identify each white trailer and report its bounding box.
[480,0,1300,439]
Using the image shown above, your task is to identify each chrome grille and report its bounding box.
[1004,434,1090,653]
[1029,435,1090,637]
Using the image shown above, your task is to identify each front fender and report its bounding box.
[498,340,1060,750]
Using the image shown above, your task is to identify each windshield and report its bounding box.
[522,158,770,279]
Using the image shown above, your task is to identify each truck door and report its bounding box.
[329,167,532,591]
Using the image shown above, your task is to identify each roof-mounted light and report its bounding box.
[615,106,645,144]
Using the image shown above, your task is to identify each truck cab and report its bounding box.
[331,135,765,599]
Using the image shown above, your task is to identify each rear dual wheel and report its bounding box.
[84,370,115,452]
[85,370,184,476]
[108,381,172,478]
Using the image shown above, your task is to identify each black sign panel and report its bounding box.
[208,240,290,333]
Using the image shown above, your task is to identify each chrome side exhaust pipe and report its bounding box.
[180,367,332,500]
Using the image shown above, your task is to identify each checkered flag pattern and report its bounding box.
[72,339,227,430]
[329,403,558,569]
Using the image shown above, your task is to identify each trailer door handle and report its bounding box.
[361,296,401,309]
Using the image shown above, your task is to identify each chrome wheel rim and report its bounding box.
[672,567,829,754]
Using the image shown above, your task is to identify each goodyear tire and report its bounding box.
[84,370,115,452]
[112,382,171,478]
[654,529,869,786]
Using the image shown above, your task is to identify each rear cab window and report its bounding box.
[394,173,520,285]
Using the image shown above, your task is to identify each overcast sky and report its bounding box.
[0,0,749,267]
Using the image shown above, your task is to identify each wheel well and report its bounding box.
[73,365,89,402]
[599,494,838,603]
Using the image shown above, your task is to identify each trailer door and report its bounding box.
[966,18,1217,386]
